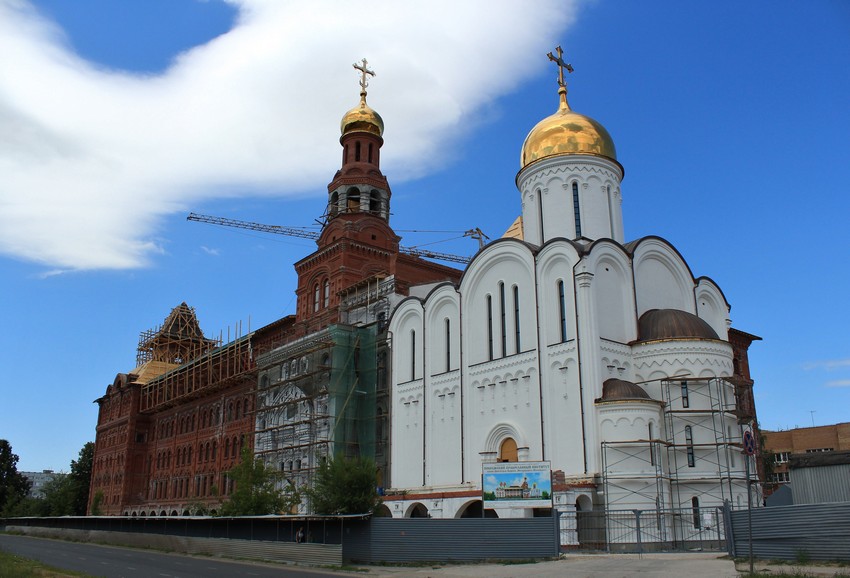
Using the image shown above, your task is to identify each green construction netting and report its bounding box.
[328,324,377,460]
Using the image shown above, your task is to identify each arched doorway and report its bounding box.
[406,502,429,518]
[374,504,392,517]
[499,437,518,462]
[457,499,483,518]
[576,495,602,549]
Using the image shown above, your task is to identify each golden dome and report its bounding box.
[520,86,616,169]
[341,92,384,137]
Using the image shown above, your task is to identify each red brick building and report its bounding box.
[88,71,461,516]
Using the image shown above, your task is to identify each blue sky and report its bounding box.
[1,0,848,471]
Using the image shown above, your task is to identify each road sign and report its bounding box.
[743,430,756,456]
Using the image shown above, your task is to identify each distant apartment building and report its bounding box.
[762,422,850,485]
[21,470,63,499]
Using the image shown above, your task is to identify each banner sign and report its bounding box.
[482,461,552,509]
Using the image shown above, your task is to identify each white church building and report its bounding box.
[385,51,759,532]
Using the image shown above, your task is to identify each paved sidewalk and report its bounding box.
[364,552,738,577]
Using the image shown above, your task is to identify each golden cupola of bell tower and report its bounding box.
[326,59,391,222]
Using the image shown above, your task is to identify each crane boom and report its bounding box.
[187,212,320,240]
[187,212,472,265]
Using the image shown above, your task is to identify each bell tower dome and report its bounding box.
[516,47,624,245]
[326,59,391,222]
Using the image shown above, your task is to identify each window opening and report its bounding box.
[685,425,695,467]
[649,423,655,466]
[692,496,701,528]
[572,182,582,237]
[513,285,520,353]
[486,295,494,361]
[355,141,361,162]
[445,318,451,372]
[410,329,416,381]
[558,280,567,342]
[681,381,690,408]
[323,279,330,308]
[499,282,507,357]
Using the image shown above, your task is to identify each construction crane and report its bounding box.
[187,213,475,265]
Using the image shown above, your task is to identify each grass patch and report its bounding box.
[0,549,91,577]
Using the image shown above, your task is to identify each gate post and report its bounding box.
[634,510,642,554]
[722,499,735,557]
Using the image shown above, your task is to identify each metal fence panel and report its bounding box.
[730,502,850,561]
[352,517,559,563]
[3,525,342,566]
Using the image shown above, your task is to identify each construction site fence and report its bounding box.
[727,501,850,562]
[557,506,728,553]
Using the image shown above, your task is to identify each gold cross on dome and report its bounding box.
[547,46,574,88]
[353,58,375,92]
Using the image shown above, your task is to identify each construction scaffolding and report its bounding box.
[601,377,752,513]
[253,324,378,500]
[136,304,253,412]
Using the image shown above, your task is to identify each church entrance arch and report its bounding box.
[575,495,603,549]
[405,502,429,518]
[456,499,482,518]
[499,437,518,462]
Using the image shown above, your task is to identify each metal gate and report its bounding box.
[562,507,726,553]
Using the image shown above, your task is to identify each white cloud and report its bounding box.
[201,245,220,256]
[825,380,850,388]
[803,359,850,371]
[0,0,577,272]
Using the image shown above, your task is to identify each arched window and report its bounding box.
[205,443,211,462]
[648,423,655,466]
[347,188,360,212]
[681,381,690,408]
[513,285,520,354]
[236,400,242,420]
[313,283,320,312]
[685,425,695,467]
[572,182,582,237]
[445,318,451,372]
[486,295,494,361]
[499,438,518,462]
[329,191,339,217]
[410,329,416,381]
[212,441,217,460]
[224,438,230,459]
[368,143,374,164]
[558,280,567,342]
[188,446,192,464]
[370,190,380,214]
[355,141,361,162]
[499,282,507,357]
[323,279,330,308]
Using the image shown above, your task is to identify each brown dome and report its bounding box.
[638,309,719,341]
[600,378,651,401]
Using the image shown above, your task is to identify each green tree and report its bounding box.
[219,446,299,516]
[305,456,382,515]
[0,439,31,516]
[68,442,94,515]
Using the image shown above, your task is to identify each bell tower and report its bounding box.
[326,58,391,222]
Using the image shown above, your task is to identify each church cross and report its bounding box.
[353,58,375,92]
[547,46,574,88]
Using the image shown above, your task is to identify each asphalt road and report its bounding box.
[0,534,344,578]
